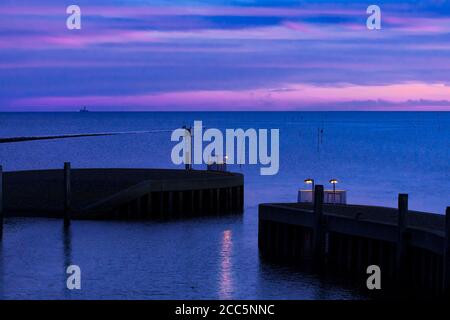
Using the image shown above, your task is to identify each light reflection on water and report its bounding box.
[0,207,365,300]
[219,230,233,299]
[1,112,447,299]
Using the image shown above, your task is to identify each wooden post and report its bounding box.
[397,194,408,284]
[0,165,3,239]
[241,185,244,209]
[190,190,195,215]
[209,189,214,212]
[234,186,239,210]
[135,197,141,218]
[159,192,164,217]
[64,162,71,226]
[216,188,220,213]
[198,190,203,213]
[141,194,149,218]
[313,185,324,263]
[178,191,184,216]
[444,207,450,296]
[148,193,154,218]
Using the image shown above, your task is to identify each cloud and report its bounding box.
[8,82,450,111]
[1,0,450,111]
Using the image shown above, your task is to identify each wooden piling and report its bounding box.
[0,165,3,239]
[198,190,203,213]
[397,194,408,283]
[141,194,149,218]
[313,185,324,263]
[168,191,174,218]
[240,185,244,209]
[177,191,183,216]
[148,193,154,218]
[209,189,214,212]
[63,162,71,226]
[216,188,220,213]
[159,192,164,217]
[190,190,195,214]
[444,207,450,296]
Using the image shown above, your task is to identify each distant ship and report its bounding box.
[79,107,89,113]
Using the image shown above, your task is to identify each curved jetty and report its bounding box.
[259,185,449,297]
[2,168,244,219]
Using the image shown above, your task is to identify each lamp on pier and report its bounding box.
[329,179,338,203]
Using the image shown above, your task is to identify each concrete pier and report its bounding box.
[0,165,3,239]
[2,168,244,220]
[259,190,448,296]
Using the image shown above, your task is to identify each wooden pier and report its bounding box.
[259,185,449,297]
[1,166,244,220]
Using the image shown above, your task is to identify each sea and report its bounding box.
[0,111,448,299]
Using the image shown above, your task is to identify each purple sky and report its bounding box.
[1,0,450,111]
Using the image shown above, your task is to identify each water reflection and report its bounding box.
[62,224,72,297]
[63,225,72,268]
[219,230,233,299]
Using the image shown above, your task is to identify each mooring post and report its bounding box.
[241,185,244,210]
[444,207,450,296]
[198,190,203,213]
[168,192,174,218]
[178,191,183,216]
[0,165,3,239]
[190,190,195,215]
[313,185,324,264]
[63,162,71,226]
[159,192,164,217]
[209,189,214,212]
[397,194,408,284]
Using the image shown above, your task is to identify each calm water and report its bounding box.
[0,112,449,299]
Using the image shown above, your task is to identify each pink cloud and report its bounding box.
[0,5,363,18]
[9,82,450,111]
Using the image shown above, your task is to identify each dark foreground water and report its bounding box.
[0,112,448,299]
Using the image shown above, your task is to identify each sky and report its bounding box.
[1,0,450,111]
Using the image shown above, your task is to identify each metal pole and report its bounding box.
[64,162,71,226]
[333,183,336,204]
[397,194,408,285]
